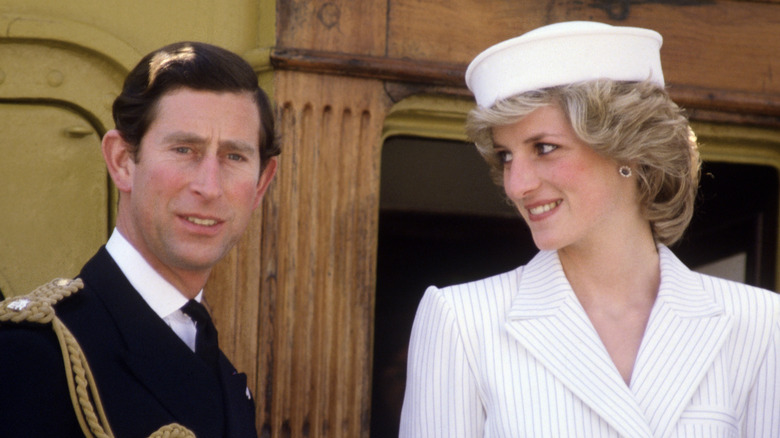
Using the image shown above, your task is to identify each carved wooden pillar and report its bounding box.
[258,70,389,437]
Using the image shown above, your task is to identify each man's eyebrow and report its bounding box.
[161,131,258,155]
[161,131,207,145]
[220,140,258,156]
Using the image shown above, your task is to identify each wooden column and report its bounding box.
[206,70,388,438]
[262,70,388,437]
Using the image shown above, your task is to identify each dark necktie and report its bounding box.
[181,299,220,376]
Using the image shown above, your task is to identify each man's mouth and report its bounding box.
[528,200,561,215]
[186,216,218,226]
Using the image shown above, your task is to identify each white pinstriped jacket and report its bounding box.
[399,246,780,437]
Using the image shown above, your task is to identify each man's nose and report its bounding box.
[191,155,224,199]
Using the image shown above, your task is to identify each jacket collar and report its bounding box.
[80,248,226,437]
[505,246,732,438]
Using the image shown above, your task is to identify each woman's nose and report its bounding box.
[503,156,540,200]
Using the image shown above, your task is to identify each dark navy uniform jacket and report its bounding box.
[0,247,258,437]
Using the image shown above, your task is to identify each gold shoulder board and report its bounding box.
[0,278,83,325]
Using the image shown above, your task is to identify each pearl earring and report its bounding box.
[619,166,632,178]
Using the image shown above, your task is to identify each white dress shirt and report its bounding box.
[105,229,202,352]
[400,245,780,437]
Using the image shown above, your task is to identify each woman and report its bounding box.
[399,21,780,437]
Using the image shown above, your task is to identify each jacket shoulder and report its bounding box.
[422,266,525,334]
[0,280,86,436]
[698,274,780,310]
[0,278,83,325]
[696,273,780,336]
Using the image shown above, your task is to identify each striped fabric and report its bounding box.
[399,246,780,437]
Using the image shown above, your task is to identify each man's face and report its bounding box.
[116,88,274,291]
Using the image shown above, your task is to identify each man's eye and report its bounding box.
[496,150,513,163]
[537,143,557,155]
[227,153,246,162]
[174,146,191,154]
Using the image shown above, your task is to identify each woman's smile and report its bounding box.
[527,199,562,216]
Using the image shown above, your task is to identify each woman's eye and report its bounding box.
[496,150,513,163]
[537,143,557,155]
[497,151,513,163]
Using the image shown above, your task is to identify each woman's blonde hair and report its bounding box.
[466,79,700,246]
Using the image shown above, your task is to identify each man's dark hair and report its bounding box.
[113,41,280,170]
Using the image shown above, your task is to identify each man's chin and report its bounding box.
[169,249,229,273]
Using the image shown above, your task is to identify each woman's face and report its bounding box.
[492,104,642,252]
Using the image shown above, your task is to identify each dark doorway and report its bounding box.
[369,136,778,437]
[676,161,778,289]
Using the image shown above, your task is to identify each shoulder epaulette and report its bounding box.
[0,277,195,438]
[0,278,83,325]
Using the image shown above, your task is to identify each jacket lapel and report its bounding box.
[81,249,225,437]
[504,251,654,438]
[630,246,732,438]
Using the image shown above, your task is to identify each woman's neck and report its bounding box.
[557,226,660,307]
[557,226,661,385]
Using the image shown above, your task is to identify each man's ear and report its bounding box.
[252,157,278,209]
[101,129,135,193]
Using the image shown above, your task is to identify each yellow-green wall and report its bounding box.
[0,0,275,296]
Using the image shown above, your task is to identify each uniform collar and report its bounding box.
[105,229,203,319]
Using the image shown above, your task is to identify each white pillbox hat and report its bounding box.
[465,21,664,108]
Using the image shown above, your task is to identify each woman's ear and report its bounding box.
[101,129,135,193]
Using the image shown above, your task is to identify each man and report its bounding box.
[0,41,278,437]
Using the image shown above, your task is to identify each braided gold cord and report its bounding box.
[0,278,82,324]
[53,316,113,438]
[1,278,197,438]
[148,423,197,438]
